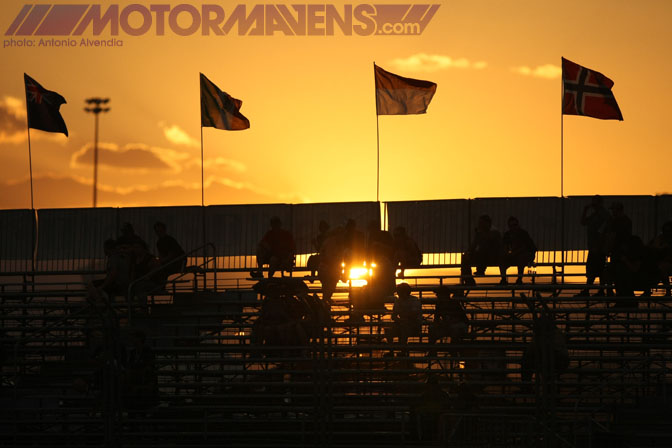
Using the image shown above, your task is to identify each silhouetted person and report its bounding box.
[116,222,148,250]
[601,202,633,296]
[649,221,672,296]
[122,330,158,411]
[306,220,330,278]
[89,238,132,303]
[317,224,346,301]
[410,376,452,442]
[366,220,395,264]
[385,282,422,345]
[393,226,423,278]
[153,221,185,278]
[607,234,659,301]
[578,195,610,296]
[428,286,469,346]
[251,216,296,278]
[520,298,569,394]
[499,216,536,285]
[461,214,501,285]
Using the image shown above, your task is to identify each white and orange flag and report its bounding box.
[374,64,437,115]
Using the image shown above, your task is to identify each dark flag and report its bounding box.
[562,58,623,121]
[24,73,68,136]
[374,64,437,115]
[200,73,250,130]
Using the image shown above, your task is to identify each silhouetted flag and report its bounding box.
[200,73,250,130]
[374,64,437,115]
[562,58,623,121]
[24,73,68,136]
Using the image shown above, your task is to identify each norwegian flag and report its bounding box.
[562,58,623,121]
[24,73,69,136]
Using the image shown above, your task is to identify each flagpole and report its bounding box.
[374,62,380,203]
[560,59,566,282]
[26,127,34,210]
[200,125,205,207]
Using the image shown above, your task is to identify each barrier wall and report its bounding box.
[1,196,669,273]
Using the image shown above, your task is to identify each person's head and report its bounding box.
[270,216,282,229]
[154,221,167,237]
[477,214,492,231]
[318,220,330,233]
[591,195,603,208]
[609,201,624,217]
[507,216,519,230]
[396,282,412,298]
[121,222,134,236]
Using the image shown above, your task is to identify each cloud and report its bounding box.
[160,122,199,147]
[389,53,488,72]
[185,156,247,173]
[0,173,290,209]
[70,142,190,172]
[510,64,562,80]
[0,96,27,143]
[0,95,69,144]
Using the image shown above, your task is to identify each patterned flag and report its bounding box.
[200,73,250,130]
[24,73,68,136]
[562,58,623,121]
[374,64,437,115]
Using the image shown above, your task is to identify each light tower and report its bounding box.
[84,97,110,208]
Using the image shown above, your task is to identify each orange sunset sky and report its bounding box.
[1,0,671,210]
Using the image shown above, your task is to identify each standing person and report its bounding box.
[153,221,185,278]
[578,195,610,296]
[393,226,423,279]
[499,217,537,285]
[252,216,296,278]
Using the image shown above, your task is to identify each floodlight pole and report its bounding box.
[84,98,110,208]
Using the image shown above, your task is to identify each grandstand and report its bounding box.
[1,195,671,447]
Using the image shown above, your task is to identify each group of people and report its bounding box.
[580,196,672,297]
[89,221,185,303]
[252,216,422,296]
[460,214,537,286]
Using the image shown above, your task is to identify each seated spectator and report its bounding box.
[116,222,148,250]
[153,221,185,279]
[251,217,296,278]
[306,220,330,278]
[578,195,610,295]
[607,234,660,301]
[393,226,423,278]
[499,216,537,285]
[461,214,502,285]
[385,283,422,345]
[428,286,469,345]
